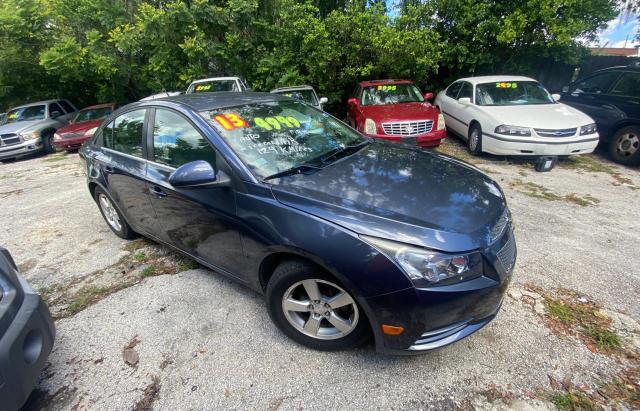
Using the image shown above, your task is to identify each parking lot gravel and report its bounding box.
[1,139,638,410]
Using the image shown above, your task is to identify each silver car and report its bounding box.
[0,100,77,161]
[270,85,328,110]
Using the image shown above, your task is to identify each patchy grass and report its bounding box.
[44,153,68,162]
[599,367,640,409]
[139,265,156,278]
[549,391,596,411]
[434,141,479,163]
[177,258,201,271]
[123,238,152,252]
[559,155,616,174]
[525,285,622,354]
[133,251,146,263]
[511,179,599,207]
[64,282,135,317]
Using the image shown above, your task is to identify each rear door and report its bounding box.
[597,72,640,137]
[96,108,157,234]
[439,82,464,135]
[144,107,245,277]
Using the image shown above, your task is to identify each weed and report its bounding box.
[44,155,66,162]
[177,259,200,271]
[550,391,596,410]
[133,251,146,263]
[560,155,616,174]
[139,265,156,278]
[511,180,599,207]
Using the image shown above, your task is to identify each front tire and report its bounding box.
[42,133,56,154]
[94,187,135,239]
[468,124,483,155]
[266,260,369,351]
[608,126,640,165]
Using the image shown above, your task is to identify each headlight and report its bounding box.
[580,123,597,135]
[495,125,531,137]
[84,127,98,136]
[53,132,62,141]
[20,130,41,140]
[364,118,376,135]
[437,113,445,131]
[362,236,483,286]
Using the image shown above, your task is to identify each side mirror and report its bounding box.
[50,110,61,119]
[561,86,569,93]
[551,93,561,101]
[424,92,434,101]
[168,160,230,188]
[347,97,358,106]
[319,97,329,105]
[458,97,472,105]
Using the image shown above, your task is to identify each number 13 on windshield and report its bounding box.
[214,113,248,130]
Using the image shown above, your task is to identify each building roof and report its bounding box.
[589,47,639,57]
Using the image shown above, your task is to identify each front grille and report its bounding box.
[534,128,577,138]
[497,234,517,273]
[382,120,433,136]
[0,133,20,146]
[61,132,83,139]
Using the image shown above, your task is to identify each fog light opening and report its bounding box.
[23,329,44,365]
[382,324,405,336]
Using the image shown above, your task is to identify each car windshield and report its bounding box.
[274,89,318,106]
[74,107,113,123]
[203,100,364,178]
[192,80,238,93]
[361,83,424,106]
[476,81,554,106]
[5,105,46,123]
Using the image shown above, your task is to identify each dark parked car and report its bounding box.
[560,63,640,165]
[0,248,55,410]
[80,92,515,354]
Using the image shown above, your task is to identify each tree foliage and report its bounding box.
[0,0,619,111]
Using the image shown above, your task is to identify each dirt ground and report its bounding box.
[1,136,638,410]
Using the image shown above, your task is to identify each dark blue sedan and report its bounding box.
[80,92,516,354]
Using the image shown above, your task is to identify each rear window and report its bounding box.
[191,80,239,93]
[273,89,318,106]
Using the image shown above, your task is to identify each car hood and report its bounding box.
[270,142,507,252]
[481,103,594,129]
[0,120,41,134]
[360,102,439,122]
[57,119,103,135]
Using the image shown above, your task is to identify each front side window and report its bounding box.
[5,105,46,123]
[570,72,620,94]
[610,72,640,97]
[192,80,238,93]
[445,82,463,98]
[475,81,554,106]
[104,109,145,157]
[152,109,216,168]
[204,100,364,178]
[361,83,424,106]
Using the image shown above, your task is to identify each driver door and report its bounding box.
[144,107,246,278]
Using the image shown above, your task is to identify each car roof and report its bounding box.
[9,100,63,110]
[145,91,288,112]
[456,75,536,85]
[359,79,413,87]
[271,85,315,93]
[189,77,241,85]
[80,103,116,111]
[592,62,640,74]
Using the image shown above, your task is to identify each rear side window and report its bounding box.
[446,82,463,98]
[49,102,64,117]
[610,72,640,97]
[59,100,75,113]
[152,109,216,168]
[104,109,145,157]
[571,72,620,94]
[458,82,473,100]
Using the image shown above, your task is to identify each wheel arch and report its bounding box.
[606,120,640,142]
[468,119,482,137]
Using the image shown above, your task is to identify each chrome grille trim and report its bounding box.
[0,133,21,146]
[534,128,577,138]
[382,120,433,136]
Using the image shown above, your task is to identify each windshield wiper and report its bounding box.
[262,163,323,182]
[317,140,371,165]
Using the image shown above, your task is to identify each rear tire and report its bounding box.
[468,124,483,155]
[94,187,135,239]
[608,126,640,165]
[42,133,56,154]
[266,260,369,351]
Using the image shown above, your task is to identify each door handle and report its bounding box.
[149,186,167,198]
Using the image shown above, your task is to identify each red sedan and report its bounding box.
[53,103,116,151]
[347,80,446,147]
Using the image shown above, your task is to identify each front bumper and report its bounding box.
[366,228,515,354]
[482,132,599,156]
[53,135,89,151]
[0,265,55,409]
[0,138,43,160]
[365,129,446,147]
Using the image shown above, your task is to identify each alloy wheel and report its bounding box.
[615,132,639,158]
[281,279,359,340]
[98,194,122,232]
[469,129,479,151]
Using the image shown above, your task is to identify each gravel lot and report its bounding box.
[1,137,638,410]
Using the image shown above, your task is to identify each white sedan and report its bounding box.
[434,75,599,156]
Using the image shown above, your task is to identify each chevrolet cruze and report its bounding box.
[80,92,516,354]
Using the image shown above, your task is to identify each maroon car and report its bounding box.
[53,103,116,151]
